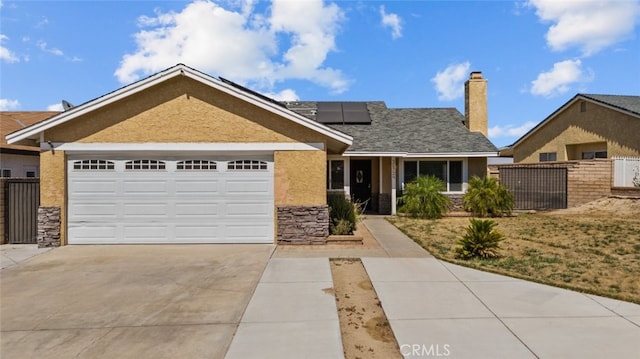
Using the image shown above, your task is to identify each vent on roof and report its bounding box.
[219,77,287,109]
[62,100,74,111]
[316,102,371,124]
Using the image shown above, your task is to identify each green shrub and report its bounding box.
[462,176,514,217]
[327,194,357,235]
[455,219,505,259]
[398,175,450,219]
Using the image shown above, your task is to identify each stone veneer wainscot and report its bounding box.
[38,206,61,248]
[277,205,329,244]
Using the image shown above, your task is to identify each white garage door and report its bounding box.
[67,157,274,244]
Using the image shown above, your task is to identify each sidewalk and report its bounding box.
[226,217,640,358]
[363,257,640,358]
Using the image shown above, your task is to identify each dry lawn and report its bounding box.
[389,198,640,304]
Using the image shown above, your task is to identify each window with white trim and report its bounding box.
[176,160,217,171]
[327,160,344,190]
[73,160,115,171]
[403,160,463,192]
[1,169,11,178]
[227,160,267,171]
[125,160,166,171]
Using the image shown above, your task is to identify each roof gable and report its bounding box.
[6,64,352,149]
[511,93,640,148]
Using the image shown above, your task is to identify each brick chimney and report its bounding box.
[464,71,488,137]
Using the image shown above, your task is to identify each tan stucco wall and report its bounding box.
[45,77,326,144]
[514,101,640,163]
[468,157,488,178]
[40,150,67,244]
[40,76,334,245]
[274,150,326,206]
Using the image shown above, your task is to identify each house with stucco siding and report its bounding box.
[6,64,497,246]
[510,94,640,163]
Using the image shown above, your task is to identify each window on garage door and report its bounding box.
[176,160,217,171]
[72,160,115,171]
[227,160,268,171]
[125,160,166,171]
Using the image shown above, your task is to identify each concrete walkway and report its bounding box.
[227,217,640,358]
[225,258,343,358]
[0,244,52,270]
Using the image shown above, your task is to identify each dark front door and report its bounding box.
[350,160,372,211]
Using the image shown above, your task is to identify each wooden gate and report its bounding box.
[4,179,40,244]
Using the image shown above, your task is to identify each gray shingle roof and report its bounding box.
[580,94,640,116]
[286,101,497,154]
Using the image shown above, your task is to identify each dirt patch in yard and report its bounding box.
[330,258,402,359]
[549,197,640,216]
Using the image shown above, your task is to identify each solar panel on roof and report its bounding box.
[317,102,343,124]
[316,102,371,124]
[342,102,370,123]
[341,102,367,112]
[219,77,288,108]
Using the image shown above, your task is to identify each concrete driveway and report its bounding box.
[0,244,274,358]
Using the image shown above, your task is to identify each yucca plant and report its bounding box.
[462,176,514,217]
[398,175,450,219]
[455,219,505,259]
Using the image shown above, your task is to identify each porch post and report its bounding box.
[344,158,351,200]
[379,157,383,194]
[391,157,397,215]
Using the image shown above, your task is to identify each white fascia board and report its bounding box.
[404,152,499,158]
[8,64,353,147]
[42,142,324,152]
[342,152,407,157]
[342,151,498,158]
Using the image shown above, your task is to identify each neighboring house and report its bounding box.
[6,64,496,246]
[510,94,640,163]
[1,111,58,178]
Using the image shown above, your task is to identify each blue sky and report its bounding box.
[1,0,639,147]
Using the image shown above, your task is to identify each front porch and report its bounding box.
[327,155,490,214]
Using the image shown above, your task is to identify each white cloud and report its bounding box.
[115,0,349,94]
[528,0,640,56]
[530,59,590,97]
[431,61,471,101]
[380,6,402,39]
[264,88,299,102]
[489,121,537,138]
[47,103,64,111]
[0,99,20,110]
[0,34,19,63]
[37,41,64,56]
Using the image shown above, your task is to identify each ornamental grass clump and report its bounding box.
[462,176,514,217]
[455,219,505,259]
[328,194,358,235]
[398,175,450,219]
